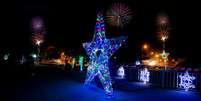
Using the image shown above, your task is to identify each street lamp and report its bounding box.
[142,43,149,61]
[36,40,42,46]
[36,40,42,64]
[161,35,169,70]
[31,53,37,64]
[161,35,168,42]
[161,35,168,51]
[157,14,170,70]
[143,44,148,50]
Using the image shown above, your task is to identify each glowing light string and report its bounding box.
[83,12,127,96]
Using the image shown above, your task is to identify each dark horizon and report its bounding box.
[1,0,200,65]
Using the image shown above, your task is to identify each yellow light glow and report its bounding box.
[161,36,168,41]
[143,44,148,49]
[55,59,61,64]
[36,40,42,45]
[148,60,157,66]
[155,54,159,58]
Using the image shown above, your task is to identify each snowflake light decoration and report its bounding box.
[83,12,127,96]
[179,71,195,91]
[3,53,9,61]
[140,68,150,84]
[117,66,125,79]
[135,60,141,65]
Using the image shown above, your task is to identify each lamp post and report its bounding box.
[31,54,37,64]
[161,35,169,70]
[161,35,168,51]
[36,40,42,64]
[157,14,170,70]
[142,43,148,61]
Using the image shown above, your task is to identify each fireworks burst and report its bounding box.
[31,16,46,46]
[157,14,169,25]
[156,13,170,38]
[31,17,44,32]
[32,32,44,45]
[106,2,133,28]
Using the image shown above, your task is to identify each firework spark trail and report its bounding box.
[106,2,132,28]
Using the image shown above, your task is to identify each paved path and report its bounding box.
[13,76,201,101]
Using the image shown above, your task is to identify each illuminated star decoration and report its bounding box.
[83,12,127,96]
[161,50,169,66]
[140,68,150,84]
[179,71,195,91]
[161,50,169,60]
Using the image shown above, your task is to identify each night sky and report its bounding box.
[1,0,200,65]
